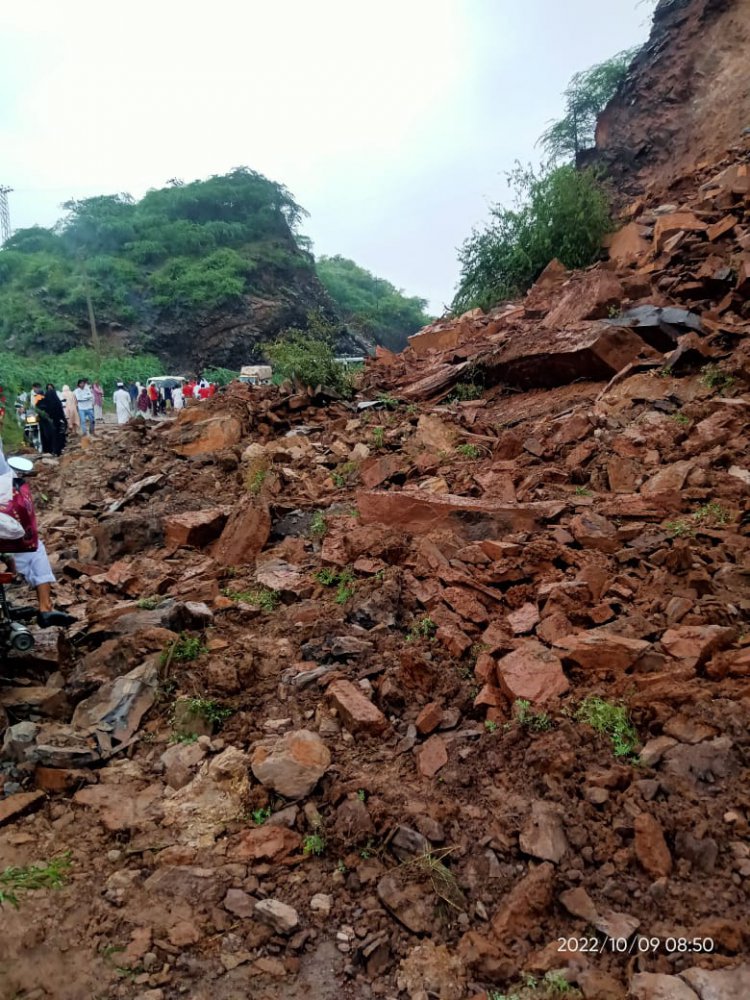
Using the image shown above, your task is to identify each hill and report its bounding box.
[0,169,365,371]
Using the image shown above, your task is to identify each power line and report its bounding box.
[0,186,12,243]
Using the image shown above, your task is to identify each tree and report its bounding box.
[538,48,638,162]
[452,163,612,313]
[317,255,430,352]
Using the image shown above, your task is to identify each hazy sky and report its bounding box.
[1,1,651,313]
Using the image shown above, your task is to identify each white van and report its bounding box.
[239,365,273,386]
[146,376,187,390]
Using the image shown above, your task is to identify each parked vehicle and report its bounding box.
[239,365,273,386]
[146,376,186,391]
[22,413,42,453]
[0,570,35,654]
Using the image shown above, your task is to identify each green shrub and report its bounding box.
[160,633,207,666]
[453,163,611,313]
[266,312,354,396]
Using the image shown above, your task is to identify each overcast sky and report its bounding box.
[0,1,651,314]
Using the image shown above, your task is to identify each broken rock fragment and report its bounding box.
[634,812,672,878]
[251,729,331,798]
[254,898,299,934]
[519,801,568,863]
[327,679,388,735]
[495,640,569,704]
[553,631,649,672]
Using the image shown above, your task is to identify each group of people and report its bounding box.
[17,375,221,457]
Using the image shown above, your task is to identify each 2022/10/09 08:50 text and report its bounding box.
[558,936,715,955]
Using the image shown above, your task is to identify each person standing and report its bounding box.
[147,382,159,418]
[60,385,80,435]
[136,387,150,415]
[74,379,96,436]
[128,382,138,406]
[92,381,104,422]
[113,382,132,425]
[172,384,184,410]
[36,385,68,455]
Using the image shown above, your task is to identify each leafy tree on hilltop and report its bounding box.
[317,255,430,352]
[0,168,313,354]
[452,163,611,313]
[538,48,637,162]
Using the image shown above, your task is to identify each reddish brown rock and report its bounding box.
[169,412,243,457]
[554,631,649,671]
[230,825,301,862]
[660,625,735,668]
[0,790,45,826]
[212,499,271,567]
[415,702,443,735]
[507,602,540,635]
[542,270,624,329]
[164,508,229,549]
[360,453,405,489]
[653,211,707,252]
[640,461,693,496]
[569,511,619,553]
[417,736,448,778]
[357,490,564,537]
[608,221,650,264]
[496,640,569,704]
[634,813,672,878]
[442,586,488,624]
[327,679,388,735]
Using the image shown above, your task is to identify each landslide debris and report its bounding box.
[1,149,750,1000]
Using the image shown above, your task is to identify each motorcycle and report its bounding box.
[23,412,43,453]
[0,570,36,654]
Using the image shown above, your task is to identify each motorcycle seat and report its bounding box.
[0,572,15,584]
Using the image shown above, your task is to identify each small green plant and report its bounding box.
[670,412,690,427]
[456,443,481,459]
[303,833,326,857]
[223,586,280,611]
[401,848,466,911]
[658,366,673,378]
[248,468,267,495]
[701,364,734,392]
[543,971,576,995]
[607,304,620,318]
[160,633,207,667]
[488,993,521,1000]
[251,807,272,826]
[335,571,356,605]
[316,567,356,603]
[332,461,358,487]
[136,596,162,610]
[576,696,638,757]
[309,510,328,538]
[372,426,385,449]
[405,403,419,416]
[0,853,72,908]
[514,699,552,732]
[169,731,199,745]
[357,789,366,801]
[574,486,591,496]
[187,697,232,726]
[359,837,376,859]
[447,381,483,402]
[406,616,437,642]
[378,393,399,409]
[484,719,498,734]
[664,518,694,538]
[336,859,347,873]
[693,501,729,526]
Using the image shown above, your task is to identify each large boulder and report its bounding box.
[251,729,331,799]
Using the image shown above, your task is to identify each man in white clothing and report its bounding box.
[74,379,96,436]
[113,382,132,425]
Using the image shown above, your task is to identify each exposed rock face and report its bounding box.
[592,0,750,198]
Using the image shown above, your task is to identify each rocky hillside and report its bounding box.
[593,0,750,200]
[0,136,748,999]
[0,169,367,371]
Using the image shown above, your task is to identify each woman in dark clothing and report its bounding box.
[36,385,68,456]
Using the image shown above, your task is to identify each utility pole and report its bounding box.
[0,186,12,244]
